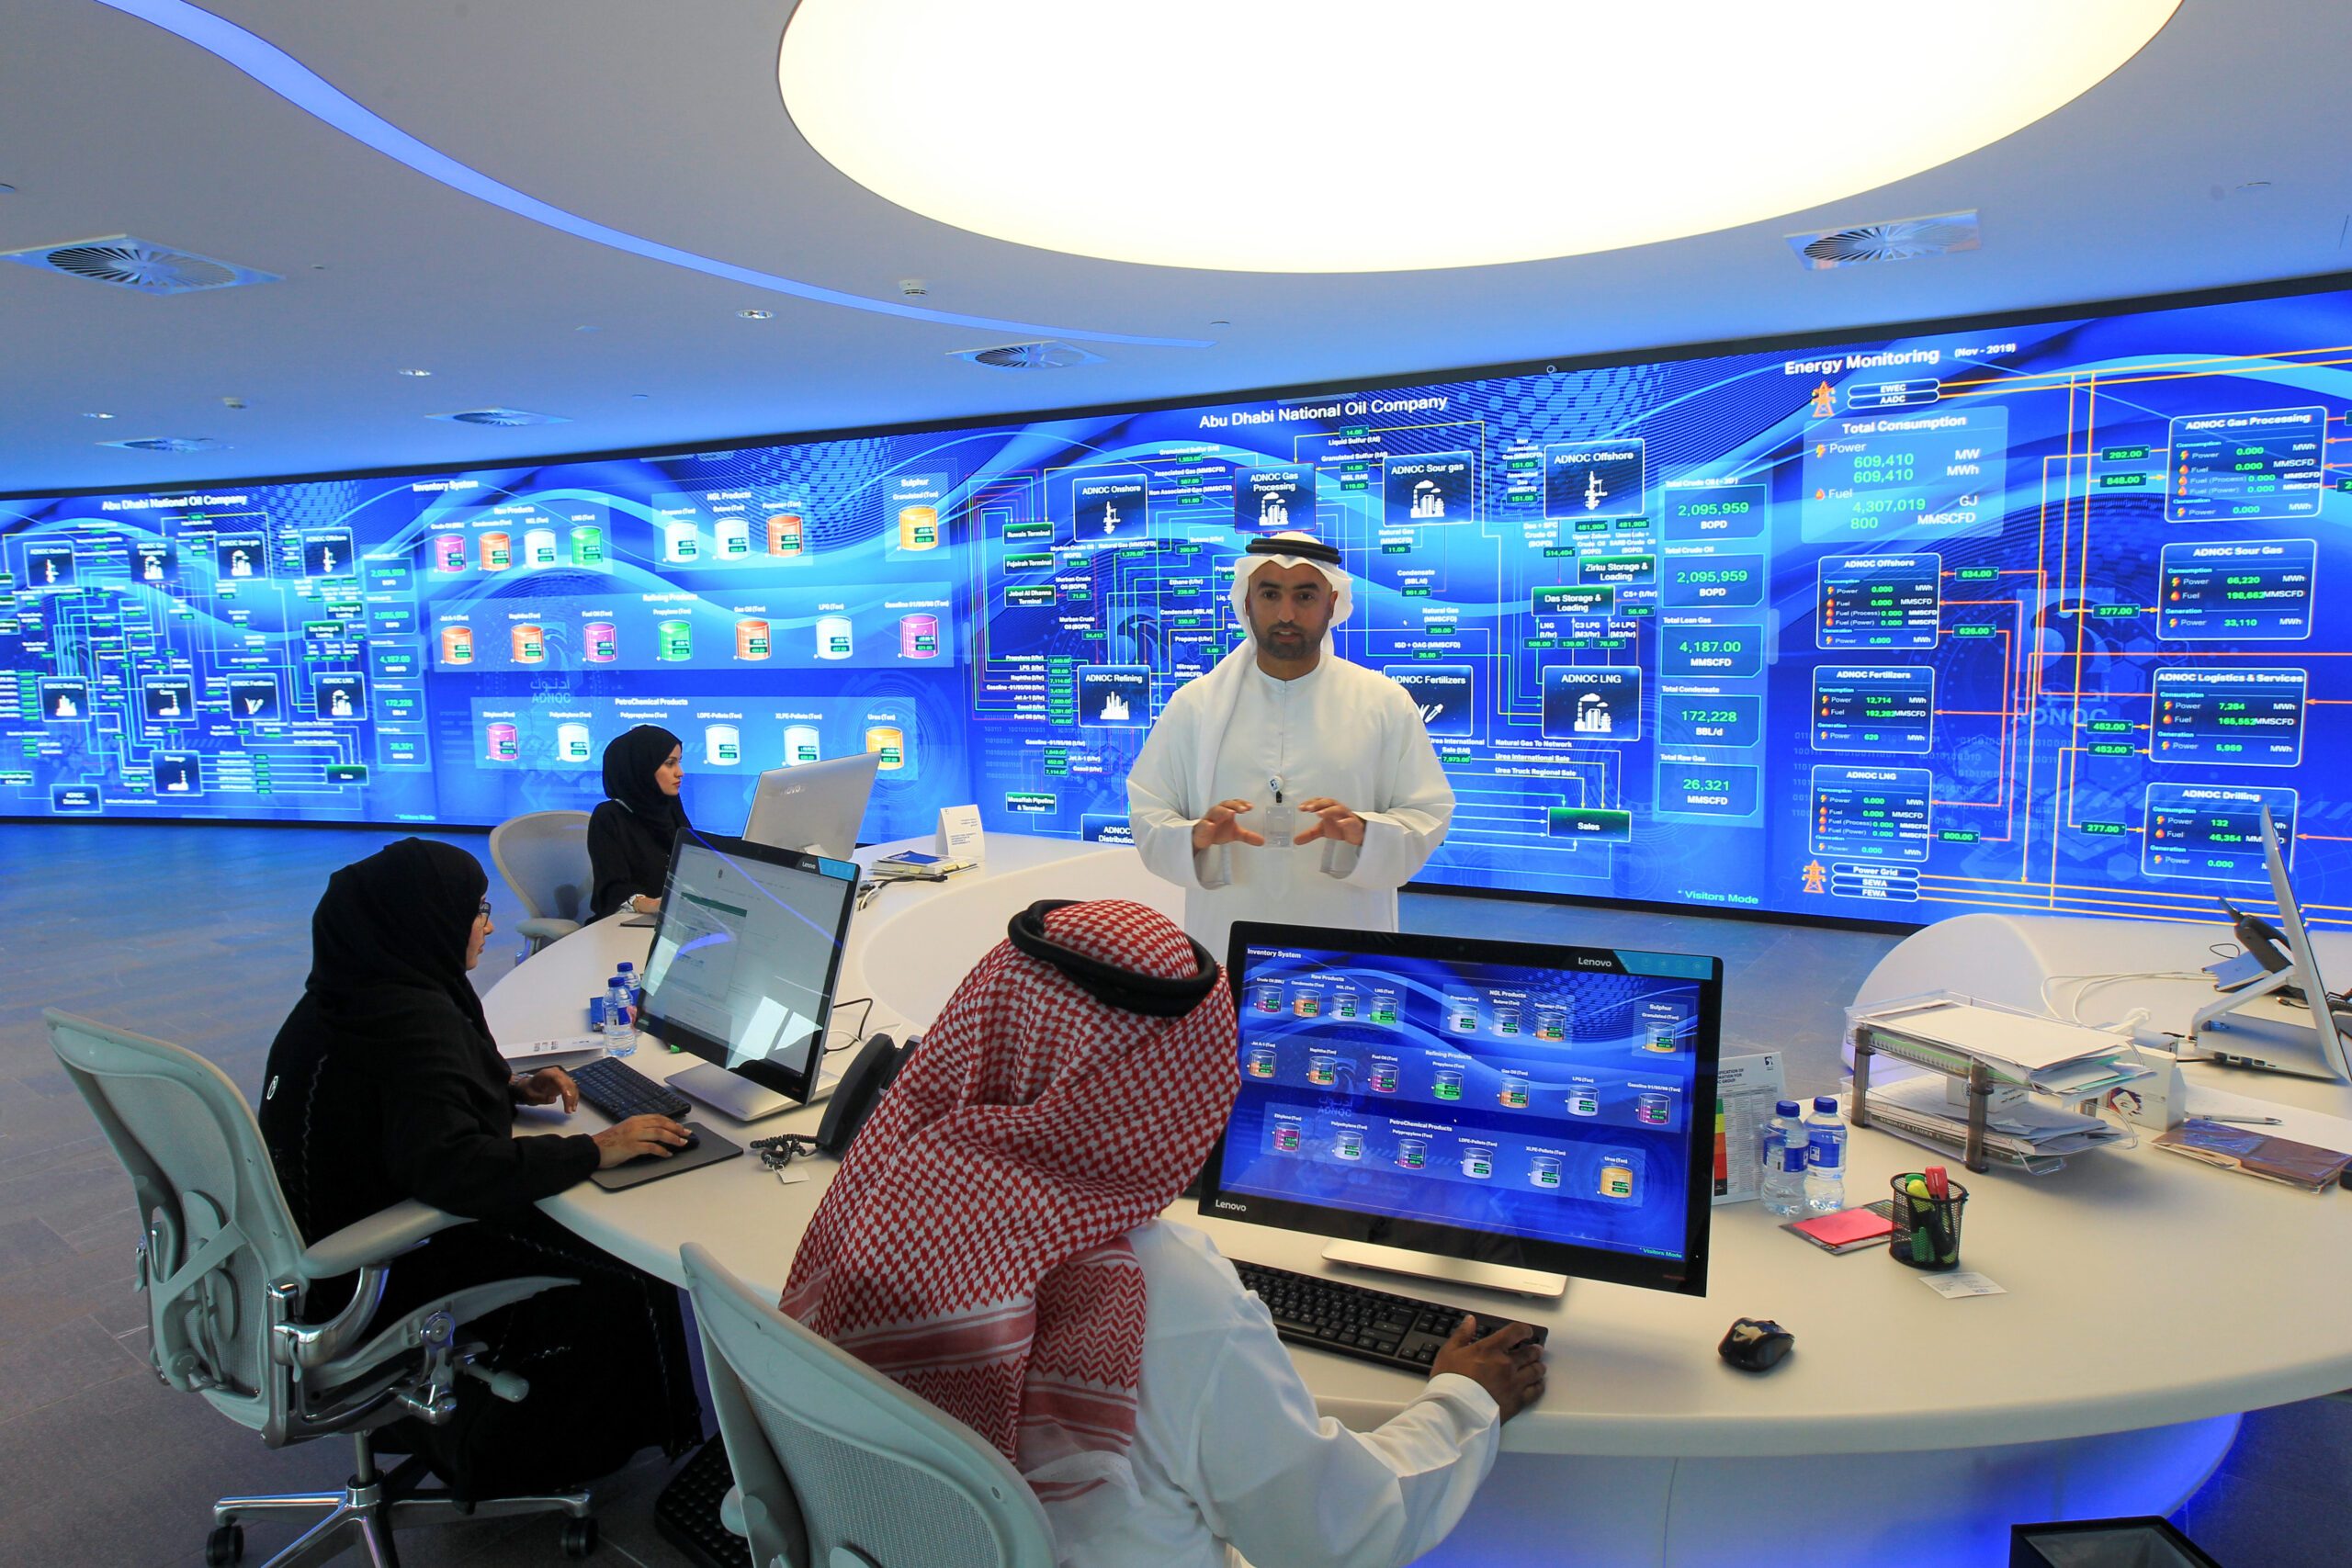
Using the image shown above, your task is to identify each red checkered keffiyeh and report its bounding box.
[779,899,1238,1502]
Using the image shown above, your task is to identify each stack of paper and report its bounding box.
[1855,997,2156,1098]
[1871,1074,2126,1160]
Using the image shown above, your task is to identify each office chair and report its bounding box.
[489,808,592,954]
[44,1010,599,1566]
[678,1242,1055,1568]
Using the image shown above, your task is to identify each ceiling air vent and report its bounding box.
[951,340,1104,370]
[101,436,231,454]
[0,234,281,295]
[1786,210,1980,271]
[428,407,571,427]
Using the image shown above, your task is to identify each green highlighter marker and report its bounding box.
[1905,1176,1935,1264]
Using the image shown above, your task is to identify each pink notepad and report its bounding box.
[1784,1206,1896,1254]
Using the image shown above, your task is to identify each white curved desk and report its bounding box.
[486,846,2324,1566]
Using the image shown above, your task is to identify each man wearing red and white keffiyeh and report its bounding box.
[783,898,1543,1568]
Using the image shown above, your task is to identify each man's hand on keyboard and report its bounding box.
[1432,1316,1547,1421]
[593,1114,694,1168]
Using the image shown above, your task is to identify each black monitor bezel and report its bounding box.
[1198,920,1721,1297]
[633,829,859,1104]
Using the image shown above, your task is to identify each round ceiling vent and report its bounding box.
[50,242,236,291]
[103,436,230,454]
[952,340,1103,370]
[1793,215,1982,269]
[429,407,571,427]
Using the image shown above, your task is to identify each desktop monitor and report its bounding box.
[2186,807,2351,1081]
[636,831,861,1115]
[1199,921,1721,1298]
[741,751,883,860]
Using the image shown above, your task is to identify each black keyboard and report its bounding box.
[571,1055,693,1123]
[1231,1258,1550,1374]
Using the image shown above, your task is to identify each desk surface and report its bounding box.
[486,844,2352,1458]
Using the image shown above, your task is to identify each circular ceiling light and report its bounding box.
[781,0,2178,273]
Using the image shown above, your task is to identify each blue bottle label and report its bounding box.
[1808,1130,1845,1169]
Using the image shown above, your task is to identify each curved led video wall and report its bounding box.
[10,273,2352,928]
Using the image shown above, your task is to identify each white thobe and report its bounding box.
[1043,1220,1502,1568]
[1127,651,1454,958]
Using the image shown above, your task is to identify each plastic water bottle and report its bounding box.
[1804,1096,1848,1213]
[1760,1100,1807,1216]
[602,974,636,1056]
[615,960,639,1007]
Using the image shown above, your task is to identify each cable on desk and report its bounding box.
[824,996,875,1055]
[2038,970,2209,1027]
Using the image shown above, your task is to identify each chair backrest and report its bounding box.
[489,809,592,923]
[44,1009,310,1434]
[679,1243,1056,1568]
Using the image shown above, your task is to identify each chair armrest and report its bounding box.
[315,1273,577,1390]
[514,917,582,943]
[297,1199,469,1280]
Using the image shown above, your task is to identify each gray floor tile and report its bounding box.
[0,1313,142,1424]
[0,1215,73,1276]
[0,1238,138,1348]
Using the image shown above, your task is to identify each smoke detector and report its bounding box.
[101,436,231,453]
[950,340,1104,370]
[0,234,281,295]
[1787,210,1981,270]
[427,407,571,427]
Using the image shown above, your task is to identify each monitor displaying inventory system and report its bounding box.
[636,832,860,1117]
[1201,922,1722,1298]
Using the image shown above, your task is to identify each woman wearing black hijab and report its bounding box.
[588,724,687,919]
[259,838,703,1497]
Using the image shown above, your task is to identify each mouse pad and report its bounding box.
[589,1122,742,1190]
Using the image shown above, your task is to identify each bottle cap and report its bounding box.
[1776,1100,1800,1116]
[616,961,635,974]
[1814,1096,1838,1113]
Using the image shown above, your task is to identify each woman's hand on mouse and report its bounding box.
[594,1115,693,1167]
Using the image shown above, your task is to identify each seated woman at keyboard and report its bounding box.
[782,898,1544,1568]
[587,723,688,919]
[259,838,701,1496]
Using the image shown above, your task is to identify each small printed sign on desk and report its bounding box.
[936,804,984,861]
[1920,1270,2007,1299]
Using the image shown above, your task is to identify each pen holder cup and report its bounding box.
[1888,1174,1968,1271]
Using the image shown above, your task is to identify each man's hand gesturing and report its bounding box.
[1294,797,1365,847]
[1192,799,1268,852]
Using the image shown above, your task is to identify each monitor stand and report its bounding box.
[1321,1239,1567,1301]
[670,1061,842,1122]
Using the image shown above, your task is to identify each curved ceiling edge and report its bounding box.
[90,0,1214,350]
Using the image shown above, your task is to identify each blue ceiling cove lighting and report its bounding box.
[90,0,1210,350]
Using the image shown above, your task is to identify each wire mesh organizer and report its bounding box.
[1887,1172,1968,1270]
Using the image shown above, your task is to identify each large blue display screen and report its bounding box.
[1216,941,1707,1262]
[11,275,2352,924]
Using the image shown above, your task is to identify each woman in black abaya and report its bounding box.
[259,838,703,1498]
[588,724,688,919]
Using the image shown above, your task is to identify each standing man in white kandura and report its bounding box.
[1127,531,1455,958]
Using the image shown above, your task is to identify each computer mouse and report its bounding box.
[673,1127,701,1153]
[1718,1317,1794,1372]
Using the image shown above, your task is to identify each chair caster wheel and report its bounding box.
[205,1523,244,1565]
[561,1517,599,1558]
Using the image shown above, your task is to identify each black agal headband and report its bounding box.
[1004,900,1222,1017]
[1242,534,1342,568]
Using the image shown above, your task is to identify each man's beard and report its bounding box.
[1261,626,1310,655]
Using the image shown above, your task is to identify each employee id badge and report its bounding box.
[1258,801,1297,848]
